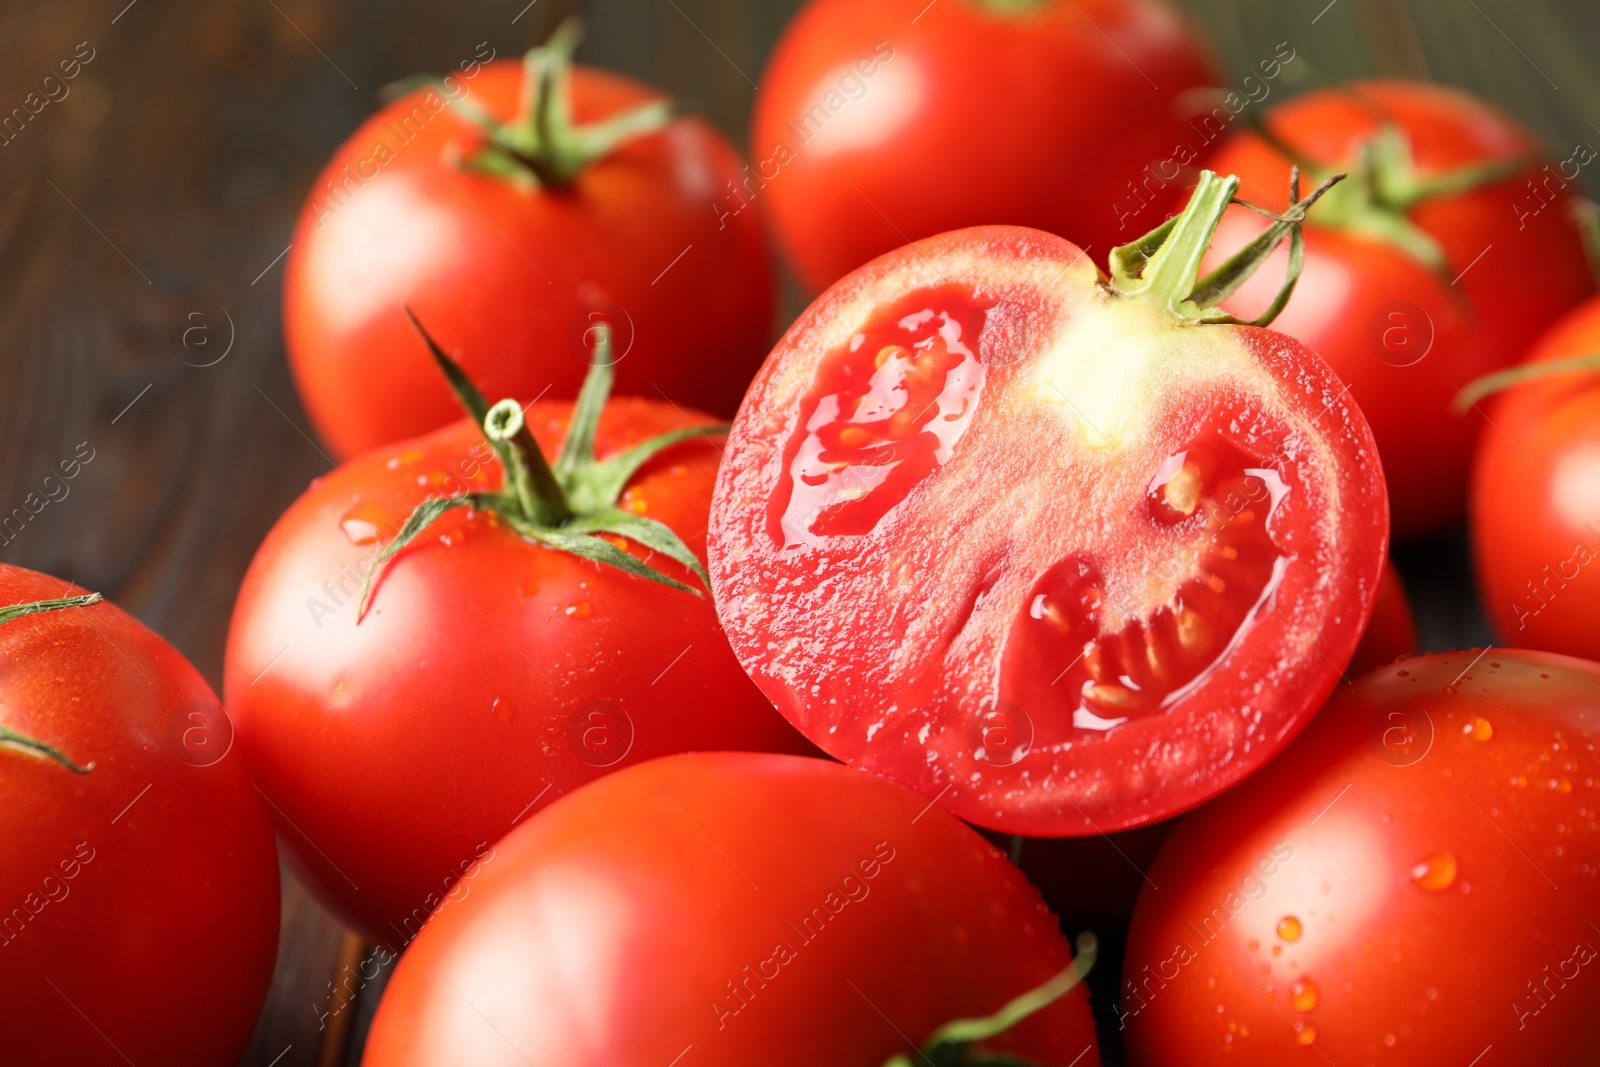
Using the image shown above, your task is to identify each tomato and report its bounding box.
[0,566,279,1066]
[1470,296,1600,659]
[1202,79,1595,538]
[1122,649,1600,1065]
[285,27,775,461]
[226,332,809,947]
[708,171,1388,836]
[1348,559,1417,675]
[751,0,1220,293]
[361,751,1102,1067]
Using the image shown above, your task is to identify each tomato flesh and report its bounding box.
[772,286,990,545]
[710,225,1389,837]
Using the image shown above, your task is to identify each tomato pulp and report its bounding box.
[752,0,1220,292]
[362,752,1102,1067]
[1203,79,1595,538]
[0,566,280,1066]
[285,32,775,460]
[710,173,1389,836]
[1471,295,1600,659]
[1123,650,1600,1065]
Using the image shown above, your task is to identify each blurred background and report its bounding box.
[1,0,1597,1063]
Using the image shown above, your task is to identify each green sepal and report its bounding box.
[0,592,102,773]
[403,305,511,474]
[518,523,701,596]
[580,423,730,513]
[358,493,495,614]
[553,324,616,485]
[883,933,1099,1067]
[1453,352,1600,413]
[563,508,710,592]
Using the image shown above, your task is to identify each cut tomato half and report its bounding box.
[709,172,1389,835]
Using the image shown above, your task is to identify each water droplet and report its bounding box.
[1277,916,1302,942]
[1247,938,1260,952]
[1206,975,1218,989]
[1463,716,1493,742]
[340,501,389,545]
[1425,987,1438,1001]
[492,696,516,725]
[1442,685,1458,696]
[1410,851,1458,892]
[1384,1033,1396,1047]
[562,601,592,619]
[1291,977,1319,1011]
[1295,1022,1317,1046]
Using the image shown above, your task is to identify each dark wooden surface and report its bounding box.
[1,1,1597,1063]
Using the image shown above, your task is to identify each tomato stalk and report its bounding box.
[882,933,1098,1067]
[439,18,679,190]
[0,592,102,773]
[358,311,721,614]
[1110,168,1342,327]
[1452,351,1600,412]
[1252,118,1536,273]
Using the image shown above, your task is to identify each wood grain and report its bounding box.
[0,1,1593,1064]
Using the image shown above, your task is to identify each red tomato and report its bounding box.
[225,349,809,947]
[285,35,774,461]
[708,172,1389,836]
[362,752,1102,1067]
[752,0,1220,293]
[1348,559,1417,675]
[1203,79,1595,538]
[0,565,279,1066]
[1471,296,1600,658]
[1122,650,1600,1065]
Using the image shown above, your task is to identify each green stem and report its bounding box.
[484,400,572,527]
[1453,352,1600,412]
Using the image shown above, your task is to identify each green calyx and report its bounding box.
[1453,351,1600,413]
[1254,121,1535,273]
[0,592,102,774]
[439,18,679,190]
[882,933,1098,1067]
[1110,168,1342,327]
[358,309,722,614]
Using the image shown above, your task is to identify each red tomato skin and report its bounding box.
[224,398,811,947]
[285,60,775,461]
[752,0,1220,292]
[1122,650,1600,1066]
[1347,559,1417,675]
[1472,295,1600,658]
[0,564,280,1066]
[362,752,1102,1067]
[1206,79,1595,538]
[709,224,1388,837]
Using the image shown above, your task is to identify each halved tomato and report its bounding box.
[709,171,1389,836]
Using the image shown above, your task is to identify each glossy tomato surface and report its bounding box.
[752,0,1219,292]
[708,224,1388,836]
[1205,79,1595,538]
[1472,295,1600,658]
[224,396,808,947]
[1348,559,1418,675]
[0,565,280,1066]
[362,752,1102,1067]
[1123,650,1600,1065]
[286,59,774,460]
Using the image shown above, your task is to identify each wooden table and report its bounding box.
[0,1,1594,1063]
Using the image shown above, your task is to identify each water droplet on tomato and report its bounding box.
[1410,851,1457,892]
[561,601,592,619]
[340,501,391,545]
[1463,716,1493,742]
[492,696,516,725]
[1277,916,1302,942]
[1442,685,1458,696]
[1294,1022,1317,1046]
[1291,977,1319,1011]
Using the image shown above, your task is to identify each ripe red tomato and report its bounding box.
[1348,559,1417,675]
[1471,295,1600,658]
[0,565,280,1066]
[708,172,1388,837]
[226,343,809,947]
[285,32,774,460]
[1122,650,1600,1065]
[1203,79,1595,538]
[752,0,1220,293]
[362,752,1102,1067]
